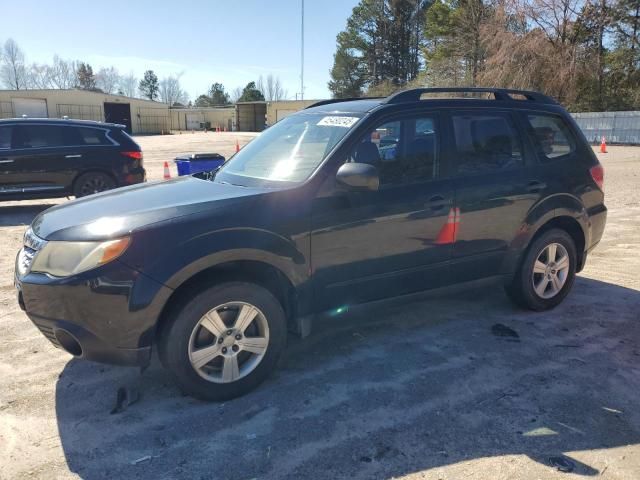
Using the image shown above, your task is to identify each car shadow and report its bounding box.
[54,277,640,479]
[0,203,57,227]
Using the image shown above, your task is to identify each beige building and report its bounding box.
[0,89,326,134]
[0,89,169,134]
[266,99,320,125]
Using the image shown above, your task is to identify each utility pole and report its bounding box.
[300,0,305,101]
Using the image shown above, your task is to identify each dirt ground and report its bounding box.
[0,135,639,480]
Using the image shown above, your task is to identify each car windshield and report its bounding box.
[215,113,361,186]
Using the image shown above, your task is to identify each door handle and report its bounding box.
[0,159,14,163]
[526,181,546,193]
[426,195,447,211]
[65,154,82,159]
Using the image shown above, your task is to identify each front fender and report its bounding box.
[165,227,309,289]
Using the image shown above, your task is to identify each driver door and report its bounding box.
[311,111,455,311]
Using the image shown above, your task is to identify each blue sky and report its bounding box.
[1,0,359,100]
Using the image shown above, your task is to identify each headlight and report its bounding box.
[30,237,130,277]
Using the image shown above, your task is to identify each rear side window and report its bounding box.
[451,112,523,175]
[12,125,66,148]
[76,127,112,145]
[525,114,575,160]
[0,126,10,149]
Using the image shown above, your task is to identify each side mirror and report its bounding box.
[336,162,379,191]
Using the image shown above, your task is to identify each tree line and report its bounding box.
[329,0,640,111]
[0,38,291,107]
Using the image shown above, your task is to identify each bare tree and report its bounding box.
[266,74,288,101]
[48,55,77,89]
[230,86,243,103]
[159,73,189,105]
[257,75,266,98]
[120,72,138,97]
[258,74,288,101]
[96,66,120,94]
[0,38,28,90]
[480,0,584,103]
[28,63,52,89]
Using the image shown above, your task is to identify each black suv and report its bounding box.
[0,118,145,200]
[15,88,606,400]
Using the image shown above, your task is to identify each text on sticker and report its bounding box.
[317,116,359,128]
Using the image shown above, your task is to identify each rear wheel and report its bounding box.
[158,282,287,401]
[506,228,577,311]
[73,172,115,198]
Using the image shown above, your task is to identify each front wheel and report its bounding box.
[506,228,577,311]
[158,282,287,401]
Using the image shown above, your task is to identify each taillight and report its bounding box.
[121,151,143,160]
[590,163,604,191]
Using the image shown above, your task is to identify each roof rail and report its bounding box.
[305,97,384,109]
[384,87,557,105]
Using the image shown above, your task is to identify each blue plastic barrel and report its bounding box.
[174,153,225,176]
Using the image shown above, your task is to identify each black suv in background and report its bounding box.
[0,118,145,200]
[15,88,606,401]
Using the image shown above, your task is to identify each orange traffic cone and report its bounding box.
[600,136,607,153]
[163,161,171,180]
[434,207,460,245]
[235,139,240,153]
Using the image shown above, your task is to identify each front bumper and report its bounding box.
[15,258,172,367]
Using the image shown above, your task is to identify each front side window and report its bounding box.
[525,114,575,160]
[348,115,439,186]
[12,125,66,149]
[0,126,11,149]
[452,112,523,175]
[216,113,360,186]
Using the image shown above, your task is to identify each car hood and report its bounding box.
[31,176,268,241]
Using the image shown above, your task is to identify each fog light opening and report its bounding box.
[55,330,83,356]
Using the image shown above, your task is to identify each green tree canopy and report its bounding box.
[238,81,265,102]
[76,62,96,90]
[138,70,159,101]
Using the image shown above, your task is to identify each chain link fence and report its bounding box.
[136,107,170,134]
[572,111,640,145]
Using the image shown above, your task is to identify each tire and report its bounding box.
[158,282,287,401]
[506,228,577,311]
[73,171,116,198]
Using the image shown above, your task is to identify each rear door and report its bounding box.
[8,124,77,195]
[0,124,19,195]
[447,109,537,282]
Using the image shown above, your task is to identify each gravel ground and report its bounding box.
[0,136,639,480]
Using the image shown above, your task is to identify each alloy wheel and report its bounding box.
[532,242,570,299]
[188,302,270,383]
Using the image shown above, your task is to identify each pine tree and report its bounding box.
[138,70,159,101]
[76,62,96,90]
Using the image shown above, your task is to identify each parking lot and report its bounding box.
[0,134,639,479]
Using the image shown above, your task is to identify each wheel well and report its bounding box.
[155,260,297,342]
[530,216,586,271]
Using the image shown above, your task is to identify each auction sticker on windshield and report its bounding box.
[317,116,359,128]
